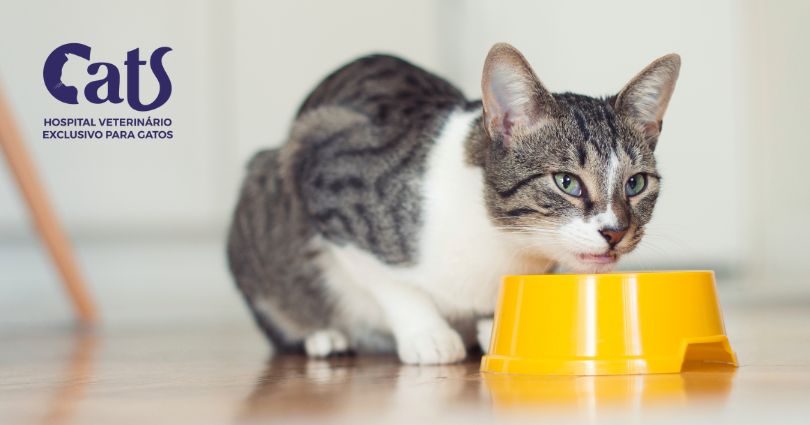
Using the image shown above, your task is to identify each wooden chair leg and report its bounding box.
[0,85,96,324]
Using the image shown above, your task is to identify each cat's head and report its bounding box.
[478,43,680,273]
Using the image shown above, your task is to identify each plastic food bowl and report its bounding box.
[480,271,737,375]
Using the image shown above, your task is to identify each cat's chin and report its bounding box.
[577,263,618,274]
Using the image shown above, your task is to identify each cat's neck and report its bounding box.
[460,107,489,168]
[412,107,555,313]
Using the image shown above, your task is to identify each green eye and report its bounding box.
[553,173,583,197]
[625,173,647,196]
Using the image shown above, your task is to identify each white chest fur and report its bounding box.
[410,109,553,316]
[321,109,553,324]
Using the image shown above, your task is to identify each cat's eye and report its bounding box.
[625,173,647,197]
[553,173,583,197]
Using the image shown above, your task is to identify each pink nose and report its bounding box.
[599,227,628,246]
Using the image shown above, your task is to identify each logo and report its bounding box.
[43,43,172,112]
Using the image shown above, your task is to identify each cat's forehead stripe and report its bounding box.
[556,94,620,154]
[577,144,587,167]
[573,110,590,141]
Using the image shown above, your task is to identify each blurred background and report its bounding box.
[0,0,808,328]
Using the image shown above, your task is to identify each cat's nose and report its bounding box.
[599,227,628,247]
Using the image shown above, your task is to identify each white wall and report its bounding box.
[0,1,804,290]
[743,1,810,292]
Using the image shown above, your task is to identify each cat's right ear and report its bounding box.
[614,54,681,150]
[481,43,556,148]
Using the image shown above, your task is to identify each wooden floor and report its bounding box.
[2,299,810,425]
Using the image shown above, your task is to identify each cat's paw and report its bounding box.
[304,330,350,358]
[476,318,494,354]
[396,327,466,365]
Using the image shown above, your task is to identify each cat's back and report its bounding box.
[286,54,474,266]
[297,54,469,123]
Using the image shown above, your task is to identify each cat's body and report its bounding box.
[228,44,680,364]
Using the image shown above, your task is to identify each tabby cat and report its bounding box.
[227,43,680,364]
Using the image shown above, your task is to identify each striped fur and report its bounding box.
[227,44,680,363]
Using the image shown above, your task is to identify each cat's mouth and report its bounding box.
[577,252,618,265]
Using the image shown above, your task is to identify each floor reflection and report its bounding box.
[240,355,736,422]
[239,354,486,421]
[40,328,98,425]
[483,363,736,415]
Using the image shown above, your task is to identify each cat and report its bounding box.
[227,43,680,364]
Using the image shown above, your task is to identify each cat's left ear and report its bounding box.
[614,54,681,150]
[481,43,556,148]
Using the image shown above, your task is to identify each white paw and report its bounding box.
[396,327,466,365]
[477,318,494,354]
[304,330,350,358]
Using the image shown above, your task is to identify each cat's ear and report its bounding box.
[481,43,556,148]
[614,54,681,150]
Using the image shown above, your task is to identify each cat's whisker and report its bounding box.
[634,239,677,260]
[493,226,561,235]
[637,232,693,256]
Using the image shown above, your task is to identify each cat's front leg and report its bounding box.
[368,282,466,365]
[476,317,494,354]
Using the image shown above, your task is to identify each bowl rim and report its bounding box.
[503,270,715,279]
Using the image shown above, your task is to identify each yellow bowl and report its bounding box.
[480,271,737,375]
